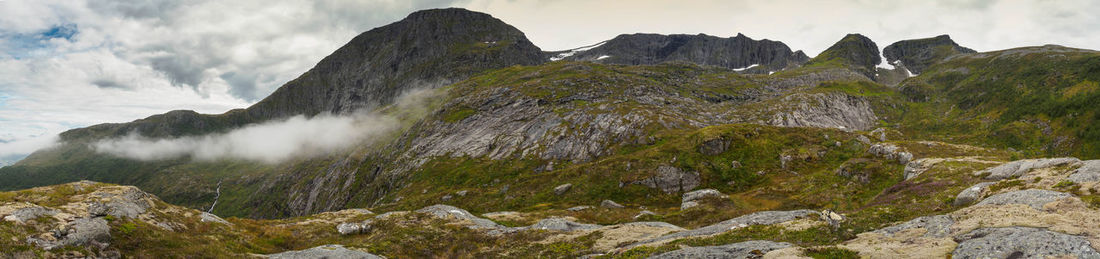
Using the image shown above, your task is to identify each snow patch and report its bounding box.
[876,52,895,70]
[596,55,611,60]
[733,64,759,72]
[549,41,608,61]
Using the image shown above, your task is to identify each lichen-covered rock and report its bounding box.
[566,206,593,212]
[200,212,230,225]
[698,138,729,156]
[767,92,879,131]
[553,184,572,195]
[601,200,625,209]
[1068,160,1100,183]
[633,210,818,247]
[648,240,792,259]
[523,217,600,232]
[681,189,726,209]
[977,158,1080,180]
[635,166,700,194]
[416,204,505,231]
[952,227,1100,259]
[87,186,155,219]
[267,244,385,259]
[337,220,373,235]
[873,215,954,238]
[28,217,112,250]
[3,205,58,223]
[953,182,996,206]
[975,189,1072,210]
[868,143,913,164]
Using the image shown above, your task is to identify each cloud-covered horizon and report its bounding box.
[2,0,1099,164]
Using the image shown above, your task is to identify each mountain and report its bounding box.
[807,33,881,79]
[883,34,977,74]
[58,8,544,142]
[4,7,1100,258]
[551,33,809,73]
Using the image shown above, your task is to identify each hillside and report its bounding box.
[2,7,1100,257]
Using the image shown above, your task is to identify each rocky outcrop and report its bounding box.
[416,204,506,231]
[975,189,1072,210]
[868,143,913,164]
[601,200,626,209]
[649,240,792,259]
[523,217,600,232]
[1068,160,1100,183]
[767,92,879,131]
[953,182,996,206]
[680,189,727,210]
[635,166,701,194]
[873,215,954,238]
[557,33,809,73]
[632,210,819,247]
[977,158,1080,180]
[27,217,112,250]
[883,35,977,74]
[952,227,1100,259]
[553,184,572,195]
[267,244,385,259]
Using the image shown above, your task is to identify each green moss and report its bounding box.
[805,247,860,259]
[442,107,476,123]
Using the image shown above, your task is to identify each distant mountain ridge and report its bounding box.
[552,33,809,73]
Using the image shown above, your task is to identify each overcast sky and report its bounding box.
[1,0,1098,162]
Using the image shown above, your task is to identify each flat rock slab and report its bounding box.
[523,217,600,232]
[952,227,1100,259]
[416,204,504,230]
[648,240,792,259]
[978,158,1080,180]
[633,210,818,247]
[267,244,384,259]
[975,189,1072,210]
[873,215,954,238]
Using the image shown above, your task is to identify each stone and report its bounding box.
[868,143,913,164]
[977,158,1080,180]
[566,206,593,212]
[3,206,58,223]
[267,244,384,259]
[441,195,453,201]
[455,190,468,197]
[698,138,730,156]
[820,210,845,228]
[337,220,372,235]
[634,210,657,220]
[680,189,727,210]
[1068,160,1100,183]
[952,227,1100,259]
[975,189,1073,210]
[953,182,996,206]
[649,240,792,259]
[601,200,625,209]
[200,212,230,225]
[553,184,572,195]
[416,205,505,231]
[524,217,600,232]
[871,128,888,141]
[633,210,818,247]
[634,166,701,193]
[873,215,954,238]
[30,217,112,250]
[856,135,872,145]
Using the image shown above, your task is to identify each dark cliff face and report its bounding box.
[883,35,976,74]
[59,8,544,141]
[807,34,881,79]
[557,33,809,73]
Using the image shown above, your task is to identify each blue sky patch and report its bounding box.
[2,23,78,58]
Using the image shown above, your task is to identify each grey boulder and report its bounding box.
[975,189,1073,210]
[267,244,384,259]
[648,240,792,259]
[977,158,1080,180]
[952,227,1100,259]
[953,182,996,206]
[1068,160,1100,183]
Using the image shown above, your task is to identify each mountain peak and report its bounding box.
[554,32,808,72]
[808,33,881,78]
[883,34,976,74]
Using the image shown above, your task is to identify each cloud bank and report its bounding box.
[91,89,438,163]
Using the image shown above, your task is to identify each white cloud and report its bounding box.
[91,88,437,163]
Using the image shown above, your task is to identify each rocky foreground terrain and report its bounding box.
[2,7,1100,258]
[3,154,1100,258]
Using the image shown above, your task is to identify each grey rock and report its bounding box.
[952,227,1100,259]
[954,182,996,206]
[870,128,888,142]
[883,35,977,74]
[455,190,468,197]
[267,244,384,259]
[524,217,600,232]
[416,205,505,231]
[868,143,913,164]
[337,220,372,235]
[566,206,593,212]
[200,212,230,225]
[977,158,1080,180]
[635,166,701,193]
[554,184,572,195]
[681,189,727,209]
[634,210,818,247]
[856,135,872,145]
[601,200,625,209]
[88,187,154,218]
[621,221,685,230]
[768,92,879,131]
[976,189,1073,210]
[873,215,954,238]
[648,240,792,259]
[3,206,58,223]
[634,210,658,220]
[904,158,936,180]
[1068,160,1100,183]
[698,138,730,156]
[440,195,453,201]
[30,217,112,250]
